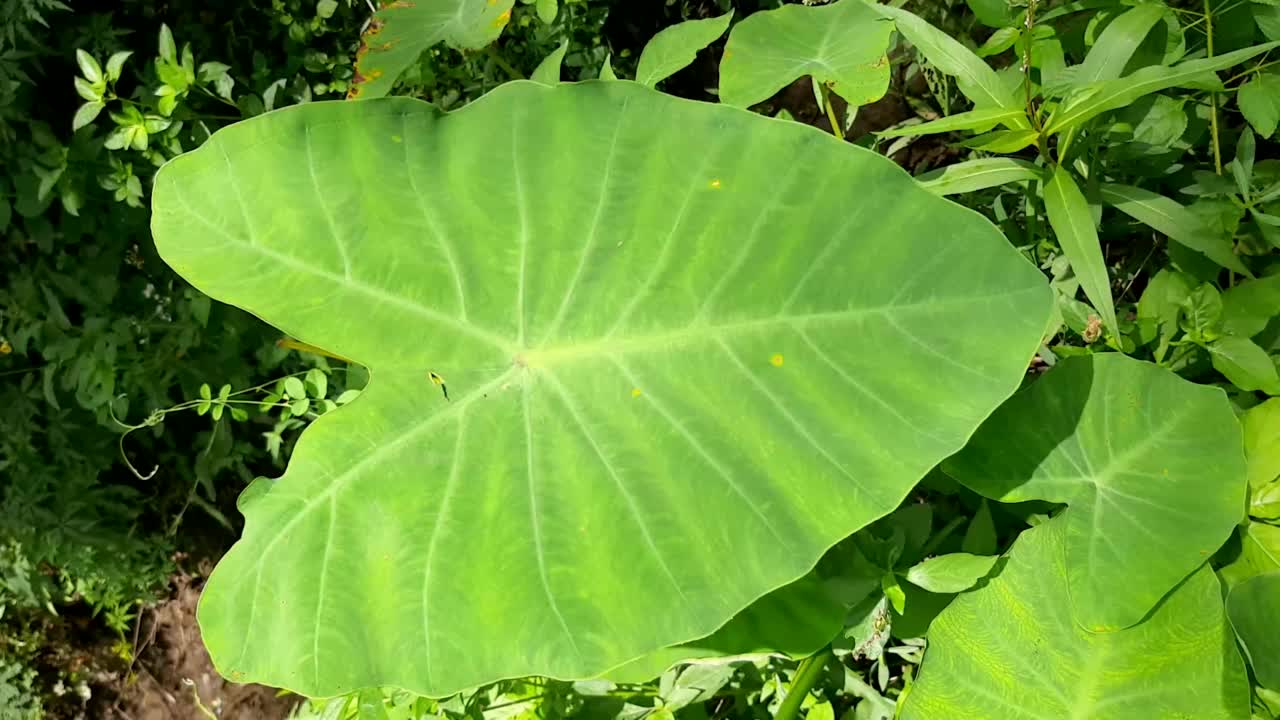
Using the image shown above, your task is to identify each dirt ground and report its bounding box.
[87,563,299,720]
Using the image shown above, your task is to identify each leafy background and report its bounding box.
[2,0,1279,718]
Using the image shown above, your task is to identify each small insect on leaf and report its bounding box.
[429,372,449,401]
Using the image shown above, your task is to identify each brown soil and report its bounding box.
[93,563,299,720]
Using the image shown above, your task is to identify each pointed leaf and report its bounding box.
[1046,41,1280,134]
[72,101,104,131]
[1221,521,1280,588]
[1099,182,1250,276]
[152,81,1052,696]
[902,553,998,594]
[350,0,516,99]
[873,4,1026,120]
[720,0,890,108]
[901,516,1250,720]
[531,40,568,85]
[1239,74,1280,138]
[76,49,102,84]
[599,54,617,81]
[1208,336,1280,394]
[1075,4,1168,86]
[1045,167,1118,337]
[945,354,1247,630]
[636,11,732,88]
[916,158,1043,196]
[877,107,1027,138]
[961,499,997,556]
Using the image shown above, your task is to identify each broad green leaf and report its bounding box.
[901,516,1250,720]
[601,573,845,683]
[1075,3,1167,86]
[349,0,515,99]
[1098,183,1250,276]
[1136,268,1191,359]
[536,0,557,25]
[945,354,1247,630]
[877,107,1027,138]
[1245,398,1280,493]
[902,553,997,593]
[873,4,1027,122]
[1045,167,1118,337]
[531,40,568,85]
[1227,572,1280,690]
[636,11,732,88]
[916,158,1042,196]
[1239,74,1280,138]
[1208,336,1280,394]
[1045,41,1280,135]
[976,27,1021,58]
[152,81,1052,696]
[719,0,891,108]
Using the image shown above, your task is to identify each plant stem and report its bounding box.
[820,84,843,140]
[1205,0,1223,175]
[485,46,523,81]
[775,648,831,720]
[919,515,967,558]
[1022,0,1040,131]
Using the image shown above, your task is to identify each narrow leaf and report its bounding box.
[1099,183,1250,276]
[637,11,732,88]
[878,107,1027,138]
[961,500,996,555]
[1044,167,1117,336]
[1046,41,1280,134]
[1075,4,1167,86]
[76,49,102,84]
[958,129,1039,152]
[916,158,1043,196]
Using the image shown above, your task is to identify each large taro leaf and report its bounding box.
[945,353,1246,631]
[349,0,514,100]
[151,80,1051,697]
[719,0,893,109]
[900,515,1250,720]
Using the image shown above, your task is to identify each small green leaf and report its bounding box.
[903,553,998,594]
[1137,268,1192,358]
[878,107,1027,138]
[73,76,100,102]
[1244,399,1280,494]
[531,39,568,85]
[1208,336,1280,393]
[1099,183,1250,276]
[1044,167,1117,337]
[961,500,996,556]
[1231,128,1256,199]
[1239,74,1280,138]
[72,101,104,131]
[958,129,1039,153]
[290,397,310,416]
[881,573,906,614]
[598,54,617,81]
[1075,4,1167,86]
[212,402,225,421]
[317,0,338,19]
[230,407,249,422]
[976,26,1020,57]
[105,50,133,82]
[200,383,212,401]
[722,1,888,108]
[1223,275,1280,338]
[916,158,1042,196]
[535,0,557,24]
[965,0,1016,28]
[335,389,362,406]
[75,49,103,84]
[158,24,177,63]
[874,4,1025,118]
[283,376,305,399]
[638,11,731,89]
[1046,41,1280,135]
[807,701,835,720]
[305,369,327,399]
[1227,572,1280,690]
[1181,283,1224,341]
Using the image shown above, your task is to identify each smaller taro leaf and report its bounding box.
[532,40,568,86]
[349,0,515,100]
[719,0,892,109]
[635,11,732,88]
[944,353,1247,631]
[900,515,1250,720]
[1244,398,1280,494]
[961,499,996,555]
[600,572,846,683]
[902,553,997,594]
[1227,572,1280,691]
[1220,521,1280,588]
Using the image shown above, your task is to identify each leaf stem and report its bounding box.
[1205,0,1223,175]
[820,84,843,140]
[919,515,967,558]
[775,648,831,720]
